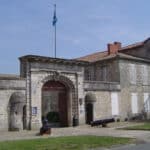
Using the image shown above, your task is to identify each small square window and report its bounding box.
[32,107,37,115]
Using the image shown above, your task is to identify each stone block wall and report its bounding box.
[83,58,150,121]
[84,59,120,82]
[0,77,26,131]
[24,61,85,129]
[121,40,150,59]
[119,59,150,119]
[84,82,121,121]
[91,91,112,120]
[94,59,120,82]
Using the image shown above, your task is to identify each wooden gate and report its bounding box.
[58,92,68,127]
[42,81,68,127]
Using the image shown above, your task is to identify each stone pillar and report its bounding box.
[30,74,42,130]
[77,72,85,125]
[26,62,32,130]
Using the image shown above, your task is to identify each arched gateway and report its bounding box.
[42,81,68,127]
[8,92,26,131]
[41,75,77,127]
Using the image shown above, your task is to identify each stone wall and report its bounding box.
[85,91,112,120]
[23,61,85,129]
[0,76,26,131]
[84,81,120,91]
[84,59,120,82]
[84,57,150,121]
[121,40,150,59]
[94,59,120,82]
[83,59,121,121]
[119,59,150,119]
[84,84,121,121]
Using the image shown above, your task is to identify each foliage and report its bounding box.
[46,111,60,122]
[0,136,133,150]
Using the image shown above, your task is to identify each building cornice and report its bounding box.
[19,55,89,66]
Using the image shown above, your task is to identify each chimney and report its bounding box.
[107,42,121,55]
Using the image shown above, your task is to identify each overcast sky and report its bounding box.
[0,0,150,74]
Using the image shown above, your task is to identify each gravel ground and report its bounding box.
[0,122,149,143]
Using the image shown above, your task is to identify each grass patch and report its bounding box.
[123,122,150,131]
[0,136,133,150]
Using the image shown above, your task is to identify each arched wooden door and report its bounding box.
[42,81,68,127]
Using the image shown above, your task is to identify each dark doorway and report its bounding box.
[86,103,93,124]
[58,92,68,126]
[23,105,26,129]
[42,81,68,127]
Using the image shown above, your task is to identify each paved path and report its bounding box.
[0,124,150,150]
[96,143,150,150]
[0,124,149,142]
[111,143,150,150]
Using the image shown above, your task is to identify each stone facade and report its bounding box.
[19,56,86,130]
[0,75,25,131]
[119,59,150,119]
[0,38,150,131]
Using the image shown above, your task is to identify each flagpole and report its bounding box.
[52,4,57,58]
[54,4,56,58]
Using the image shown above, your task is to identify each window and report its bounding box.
[84,67,95,81]
[142,65,148,85]
[129,64,136,84]
[32,107,37,115]
[111,92,119,115]
[84,69,92,81]
[99,66,107,81]
[144,93,150,112]
[131,93,138,114]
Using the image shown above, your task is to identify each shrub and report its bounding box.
[46,111,60,122]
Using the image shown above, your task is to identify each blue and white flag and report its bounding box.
[52,4,57,26]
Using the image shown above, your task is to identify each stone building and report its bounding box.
[0,38,150,131]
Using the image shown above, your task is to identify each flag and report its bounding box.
[52,4,57,26]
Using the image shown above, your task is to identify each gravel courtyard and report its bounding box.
[0,122,150,143]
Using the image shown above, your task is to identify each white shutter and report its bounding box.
[131,93,138,114]
[111,92,119,115]
[144,93,150,112]
[142,65,148,85]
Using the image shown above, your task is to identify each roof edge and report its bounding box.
[19,55,89,65]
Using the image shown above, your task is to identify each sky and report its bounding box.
[0,0,150,74]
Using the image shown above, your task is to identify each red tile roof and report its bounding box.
[76,38,149,62]
[118,41,144,51]
[76,51,108,62]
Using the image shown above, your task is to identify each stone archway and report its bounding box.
[8,92,25,131]
[41,74,77,127]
